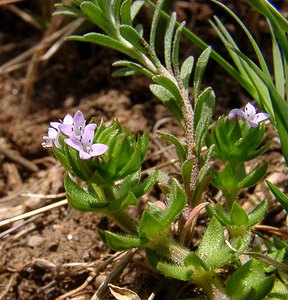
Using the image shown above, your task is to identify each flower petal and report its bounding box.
[229,108,246,120]
[73,110,86,135]
[50,121,61,129]
[79,150,91,160]
[90,143,108,157]
[244,103,256,118]
[63,113,73,125]
[59,124,74,136]
[82,123,97,147]
[42,136,53,148]
[254,112,270,123]
[247,120,259,128]
[64,138,83,151]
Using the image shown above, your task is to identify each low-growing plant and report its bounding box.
[41,1,288,298]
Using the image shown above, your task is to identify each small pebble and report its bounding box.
[27,236,44,247]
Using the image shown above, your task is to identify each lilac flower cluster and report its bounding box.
[42,110,108,160]
[229,102,269,129]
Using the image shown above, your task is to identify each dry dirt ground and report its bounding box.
[0,1,287,299]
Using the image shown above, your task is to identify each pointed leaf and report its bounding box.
[64,174,108,211]
[157,130,187,162]
[105,231,144,251]
[237,163,268,189]
[164,12,177,73]
[131,0,145,21]
[197,217,232,268]
[149,84,184,123]
[156,261,193,281]
[152,75,183,107]
[194,47,212,100]
[120,0,132,25]
[139,211,165,239]
[180,56,194,89]
[227,259,275,300]
[230,202,249,226]
[80,1,115,37]
[248,200,268,226]
[266,181,288,213]
[160,179,187,226]
[113,60,154,78]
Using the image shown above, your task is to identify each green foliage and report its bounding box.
[50,1,287,298]
[267,181,288,213]
[64,173,108,211]
[197,217,233,269]
[227,259,275,300]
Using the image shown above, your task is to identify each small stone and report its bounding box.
[27,236,44,247]
[67,234,73,240]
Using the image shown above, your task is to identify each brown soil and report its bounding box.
[0,1,287,299]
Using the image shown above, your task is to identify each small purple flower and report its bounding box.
[65,124,108,160]
[229,102,269,128]
[59,110,87,140]
[42,113,73,148]
[42,127,59,148]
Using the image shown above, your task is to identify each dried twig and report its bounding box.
[0,199,67,228]
[0,0,23,5]
[91,249,136,300]
[0,273,17,300]
[0,146,39,172]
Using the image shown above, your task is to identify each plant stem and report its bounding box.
[193,270,228,300]
[108,209,139,235]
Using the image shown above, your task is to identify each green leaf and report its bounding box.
[157,130,187,162]
[120,0,132,25]
[52,145,73,173]
[180,56,194,89]
[194,89,215,156]
[230,202,249,226]
[112,67,137,77]
[184,252,208,270]
[196,144,215,185]
[194,87,215,130]
[67,33,127,56]
[172,21,186,79]
[137,131,149,162]
[116,149,141,179]
[152,75,183,107]
[194,47,212,100]
[212,0,270,76]
[80,1,115,37]
[149,84,184,124]
[132,170,159,198]
[197,217,232,268]
[206,203,232,226]
[64,174,108,211]
[109,192,138,211]
[115,171,141,200]
[120,25,150,56]
[227,259,275,300]
[156,261,193,281]
[105,231,144,251]
[160,179,187,227]
[139,211,165,239]
[149,0,165,53]
[54,4,84,17]
[65,144,90,181]
[164,12,176,73]
[181,159,193,192]
[113,60,154,78]
[266,181,288,213]
[248,200,268,226]
[237,162,268,189]
[131,0,145,20]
